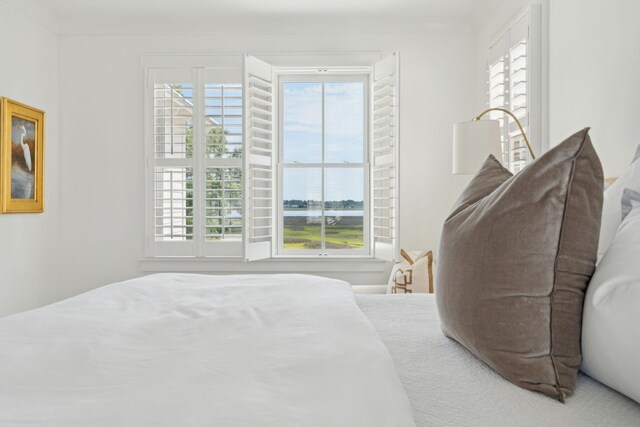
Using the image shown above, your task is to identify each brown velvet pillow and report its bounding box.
[436,128,603,402]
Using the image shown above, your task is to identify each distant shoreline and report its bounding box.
[283,209,363,217]
[283,208,359,211]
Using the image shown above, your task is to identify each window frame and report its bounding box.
[275,72,371,257]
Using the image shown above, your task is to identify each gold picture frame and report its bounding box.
[0,98,45,213]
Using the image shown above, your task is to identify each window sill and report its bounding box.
[139,256,387,273]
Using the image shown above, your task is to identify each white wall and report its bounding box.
[0,1,59,317]
[549,0,640,176]
[1,0,634,314]
[57,31,475,298]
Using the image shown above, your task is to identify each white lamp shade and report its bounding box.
[453,120,502,175]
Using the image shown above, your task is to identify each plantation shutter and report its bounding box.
[486,5,541,173]
[243,54,275,261]
[371,53,400,262]
[488,34,509,167]
[147,65,245,258]
[147,68,196,257]
[506,15,530,172]
[202,68,245,257]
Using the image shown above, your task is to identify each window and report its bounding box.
[243,54,399,261]
[146,53,399,262]
[278,76,368,255]
[146,67,243,257]
[487,6,542,173]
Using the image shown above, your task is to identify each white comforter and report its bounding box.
[0,274,415,427]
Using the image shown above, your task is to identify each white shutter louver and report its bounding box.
[487,12,534,174]
[153,82,194,160]
[154,167,194,241]
[371,53,400,262]
[205,83,243,159]
[204,167,243,240]
[243,54,275,261]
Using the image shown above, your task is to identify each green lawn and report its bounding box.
[283,216,364,250]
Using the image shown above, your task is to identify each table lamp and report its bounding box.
[453,107,535,175]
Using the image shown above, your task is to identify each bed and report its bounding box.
[0,274,414,427]
[0,273,638,426]
[357,294,640,427]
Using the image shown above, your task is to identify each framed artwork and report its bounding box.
[0,98,45,213]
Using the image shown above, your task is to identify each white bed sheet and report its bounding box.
[356,294,640,427]
[0,274,415,427]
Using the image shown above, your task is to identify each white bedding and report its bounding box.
[0,274,415,427]
[356,294,640,427]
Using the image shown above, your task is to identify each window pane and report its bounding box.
[325,82,365,163]
[324,168,364,250]
[283,82,322,163]
[283,168,322,250]
[153,83,193,159]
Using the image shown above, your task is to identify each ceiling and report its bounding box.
[30,0,483,35]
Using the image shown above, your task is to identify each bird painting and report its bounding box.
[18,125,32,172]
[9,118,36,199]
[0,97,45,212]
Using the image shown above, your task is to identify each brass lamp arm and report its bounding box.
[473,107,536,160]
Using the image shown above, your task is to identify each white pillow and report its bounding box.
[598,146,640,263]
[386,249,433,294]
[582,193,640,404]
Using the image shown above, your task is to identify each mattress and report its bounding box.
[356,294,640,427]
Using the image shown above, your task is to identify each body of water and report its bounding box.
[283,209,363,217]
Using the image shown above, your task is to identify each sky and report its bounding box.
[282,81,365,202]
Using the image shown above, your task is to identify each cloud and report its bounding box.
[282,81,365,163]
[283,83,322,135]
[325,82,364,139]
[283,82,364,139]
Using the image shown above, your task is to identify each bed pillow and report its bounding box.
[386,249,433,293]
[621,188,640,219]
[582,189,640,404]
[436,128,603,402]
[597,145,640,262]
